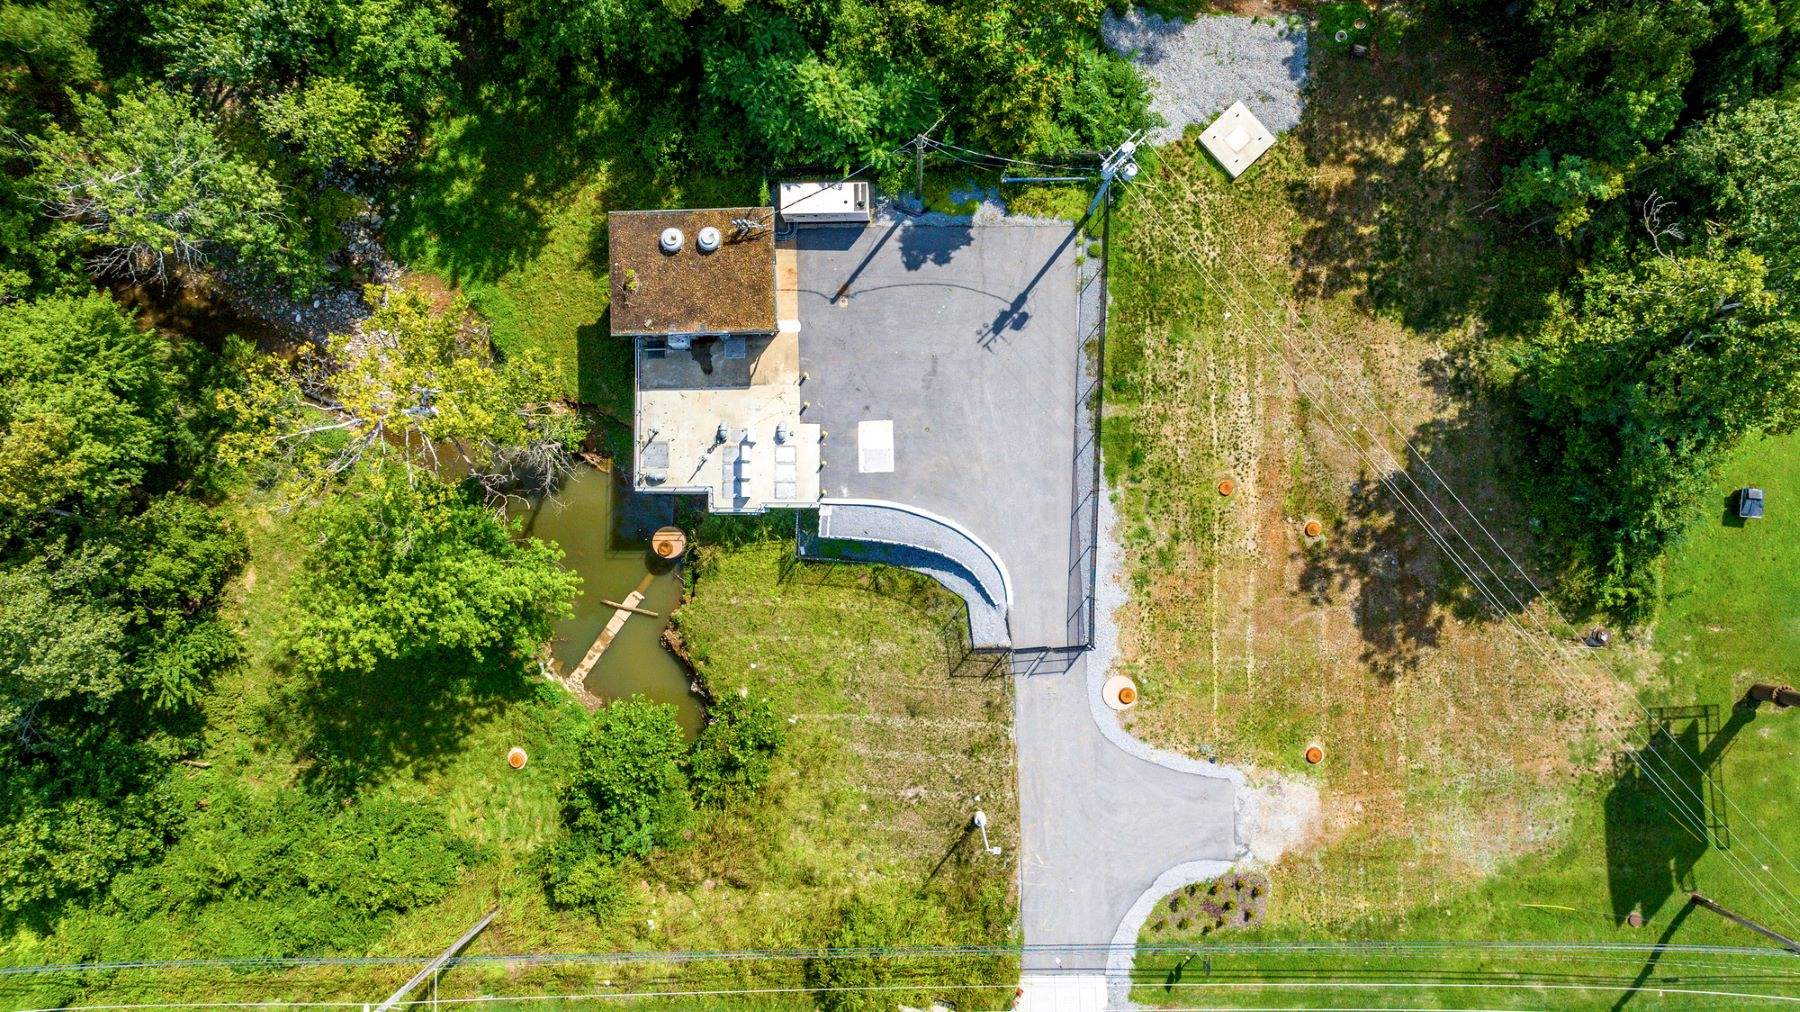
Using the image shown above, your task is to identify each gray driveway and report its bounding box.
[797,220,1083,648]
[1016,653,1240,975]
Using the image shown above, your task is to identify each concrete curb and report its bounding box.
[1104,859,1238,1009]
[1082,660,1248,790]
[820,497,1015,606]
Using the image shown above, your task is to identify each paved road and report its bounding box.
[1016,652,1241,986]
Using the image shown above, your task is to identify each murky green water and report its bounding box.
[513,466,704,735]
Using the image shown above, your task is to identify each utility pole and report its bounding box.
[1748,684,1800,708]
[913,114,945,201]
[1688,892,1800,955]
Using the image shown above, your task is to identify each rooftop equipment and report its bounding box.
[659,227,684,253]
[778,181,872,224]
[696,226,721,252]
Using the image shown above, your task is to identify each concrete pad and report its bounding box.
[1016,974,1108,1011]
[856,419,894,473]
[1200,101,1277,178]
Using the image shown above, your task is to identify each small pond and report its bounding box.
[512,465,705,735]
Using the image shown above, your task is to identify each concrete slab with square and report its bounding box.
[1199,100,1277,177]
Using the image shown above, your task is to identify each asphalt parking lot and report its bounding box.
[795,219,1084,648]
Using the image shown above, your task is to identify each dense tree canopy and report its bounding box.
[1489,0,1800,235]
[147,0,456,169]
[1515,245,1800,613]
[31,87,301,288]
[0,293,243,723]
[495,0,1153,171]
[282,467,576,674]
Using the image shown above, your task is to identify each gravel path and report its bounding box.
[1103,9,1310,144]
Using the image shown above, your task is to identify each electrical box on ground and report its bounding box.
[778,181,872,225]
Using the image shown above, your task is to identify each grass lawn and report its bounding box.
[2,514,1016,1008]
[1105,17,1635,922]
[1102,15,1800,1006]
[1128,430,1800,1006]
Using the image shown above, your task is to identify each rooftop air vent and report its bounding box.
[659,227,684,253]
[696,226,721,252]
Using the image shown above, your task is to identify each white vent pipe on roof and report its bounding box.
[696,226,721,252]
[659,227,684,253]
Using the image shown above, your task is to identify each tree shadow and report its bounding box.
[385,85,601,285]
[1296,377,1542,680]
[1286,19,1561,337]
[898,222,974,271]
[281,649,537,798]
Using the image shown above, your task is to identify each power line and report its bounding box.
[1201,213,1800,922]
[1152,176,1800,936]
[9,940,1799,981]
[920,137,1095,173]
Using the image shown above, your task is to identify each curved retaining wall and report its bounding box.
[813,500,1012,648]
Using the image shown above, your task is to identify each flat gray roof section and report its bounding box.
[796,220,1084,649]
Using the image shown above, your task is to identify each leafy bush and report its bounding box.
[688,690,783,807]
[562,697,694,859]
[62,786,476,958]
[533,834,633,922]
[0,729,183,926]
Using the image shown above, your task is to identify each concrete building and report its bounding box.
[609,207,820,513]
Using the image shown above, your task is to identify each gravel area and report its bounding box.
[221,191,404,344]
[1103,9,1310,145]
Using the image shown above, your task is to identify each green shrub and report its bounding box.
[53,786,474,959]
[534,835,633,922]
[562,697,694,859]
[687,690,783,807]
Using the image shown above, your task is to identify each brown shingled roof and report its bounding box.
[608,208,776,337]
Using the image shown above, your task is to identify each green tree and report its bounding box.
[0,545,128,725]
[687,689,782,807]
[1661,92,1800,286]
[257,76,406,170]
[561,697,694,859]
[1515,246,1800,615]
[31,86,302,287]
[282,467,578,674]
[147,0,456,170]
[0,0,101,300]
[0,292,173,539]
[241,285,579,499]
[696,9,937,170]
